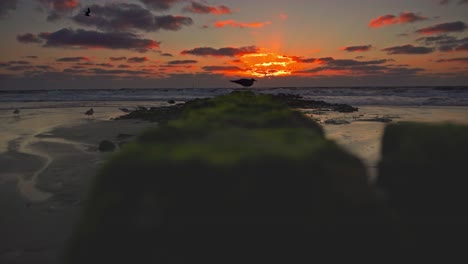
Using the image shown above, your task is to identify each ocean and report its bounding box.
[1,86,468,109]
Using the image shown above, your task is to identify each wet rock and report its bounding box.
[117,133,134,140]
[98,140,116,152]
[167,100,176,104]
[68,92,395,264]
[358,117,392,123]
[324,118,351,125]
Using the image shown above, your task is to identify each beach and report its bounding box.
[1,102,468,263]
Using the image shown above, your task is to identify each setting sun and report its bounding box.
[241,53,298,77]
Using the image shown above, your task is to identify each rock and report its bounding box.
[117,133,134,140]
[98,140,116,152]
[67,92,396,264]
[358,117,392,123]
[116,92,359,124]
[167,100,176,104]
[324,118,351,125]
[118,141,129,148]
[377,122,468,252]
[378,122,468,216]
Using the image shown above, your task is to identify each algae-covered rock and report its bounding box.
[67,92,391,263]
[98,140,116,152]
[377,122,468,217]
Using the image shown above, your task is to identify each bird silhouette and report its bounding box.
[84,8,91,16]
[230,78,257,87]
[85,108,94,118]
[13,109,20,115]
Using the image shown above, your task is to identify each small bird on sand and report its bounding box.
[84,8,91,16]
[230,78,257,87]
[13,109,20,115]
[85,108,94,118]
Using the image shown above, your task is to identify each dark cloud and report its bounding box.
[6,65,36,71]
[72,3,193,32]
[294,57,424,76]
[127,57,149,63]
[369,12,427,28]
[0,0,17,19]
[183,1,232,15]
[37,28,160,52]
[46,11,62,22]
[439,0,468,5]
[342,45,372,52]
[0,61,30,68]
[37,0,78,12]
[36,0,79,21]
[167,60,198,65]
[161,53,173,57]
[139,0,181,11]
[17,33,43,44]
[181,46,259,57]
[416,35,468,52]
[154,15,193,30]
[299,57,337,63]
[26,56,39,59]
[296,63,424,76]
[95,63,114,68]
[436,57,468,63]
[35,65,55,71]
[56,57,90,62]
[118,64,131,68]
[202,66,243,72]
[110,57,127,61]
[415,21,467,35]
[382,45,434,54]
[90,68,151,75]
[8,60,30,65]
[456,43,468,51]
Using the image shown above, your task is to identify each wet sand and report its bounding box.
[0,107,153,264]
[1,105,468,263]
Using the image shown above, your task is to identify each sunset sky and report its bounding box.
[0,0,467,89]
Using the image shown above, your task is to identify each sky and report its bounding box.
[0,0,467,89]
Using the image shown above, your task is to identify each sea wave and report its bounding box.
[1,87,468,106]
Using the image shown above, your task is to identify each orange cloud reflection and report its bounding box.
[241,53,298,77]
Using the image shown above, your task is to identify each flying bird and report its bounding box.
[84,8,91,16]
[230,78,257,87]
[85,108,94,118]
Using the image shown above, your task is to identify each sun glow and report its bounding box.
[240,53,297,77]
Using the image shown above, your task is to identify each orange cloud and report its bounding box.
[214,20,271,28]
[369,12,427,28]
[279,13,288,20]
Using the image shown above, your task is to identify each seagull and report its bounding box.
[13,109,20,115]
[230,78,257,87]
[84,8,91,16]
[85,108,94,118]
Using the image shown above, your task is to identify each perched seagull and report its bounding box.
[230,78,257,87]
[84,8,91,16]
[13,109,20,115]
[85,108,94,118]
